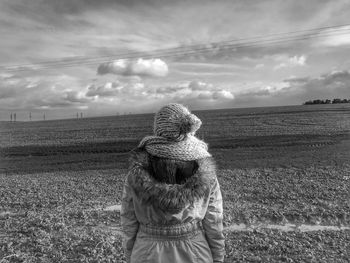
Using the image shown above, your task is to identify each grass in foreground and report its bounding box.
[220,165,350,226]
[1,165,349,262]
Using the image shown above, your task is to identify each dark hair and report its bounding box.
[148,155,199,184]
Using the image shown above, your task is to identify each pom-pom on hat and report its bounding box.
[154,103,202,141]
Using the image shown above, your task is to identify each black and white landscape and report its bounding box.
[0,1,350,262]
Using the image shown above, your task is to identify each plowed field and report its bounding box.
[1,104,349,262]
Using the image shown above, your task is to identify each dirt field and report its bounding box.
[1,104,349,262]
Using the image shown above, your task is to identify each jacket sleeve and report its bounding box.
[202,177,225,263]
[121,174,139,263]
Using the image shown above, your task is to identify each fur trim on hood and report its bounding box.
[127,149,217,213]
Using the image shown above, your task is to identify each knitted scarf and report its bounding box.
[138,134,211,161]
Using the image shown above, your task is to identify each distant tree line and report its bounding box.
[303,98,350,105]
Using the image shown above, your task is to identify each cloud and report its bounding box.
[316,26,350,47]
[154,80,234,101]
[97,58,169,77]
[0,72,15,79]
[284,70,350,90]
[289,55,307,66]
[283,76,310,84]
[0,73,92,110]
[237,82,290,98]
[254,63,264,69]
[188,80,214,91]
[233,70,350,107]
[86,82,123,97]
[64,91,91,103]
[86,80,146,99]
[320,70,350,85]
[213,90,235,100]
[280,70,350,102]
[87,79,235,105]
[273,55,307,70]
[87,70,349,110]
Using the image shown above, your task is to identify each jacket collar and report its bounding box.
[127,149,216,213]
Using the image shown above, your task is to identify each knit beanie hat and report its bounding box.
[138,103,211,161]
[154,103,202,141]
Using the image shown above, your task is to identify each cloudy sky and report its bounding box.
[1,0,350,120]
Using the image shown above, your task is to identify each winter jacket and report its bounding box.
[121,149,225,263]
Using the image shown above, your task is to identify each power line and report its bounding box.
[4,28,350,72]
[1,23,350,72]
[2,25,350,70]
[7,29,349,71]
[3,23,350,68]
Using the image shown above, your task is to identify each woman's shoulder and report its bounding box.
[195,156,217,181]
[196,156,216,170]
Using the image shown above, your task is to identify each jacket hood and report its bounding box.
[127,149,216,213]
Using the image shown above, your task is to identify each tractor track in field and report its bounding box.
[94,222,350,236]
[0,140,138,157]
[89,205,350,236]
[98,224,350,236]
[2,207,349,237]
[1,133,348,159]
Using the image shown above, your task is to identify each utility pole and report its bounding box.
[10,113,12,122]
[14,113,16,122]
[29,112,32,121]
